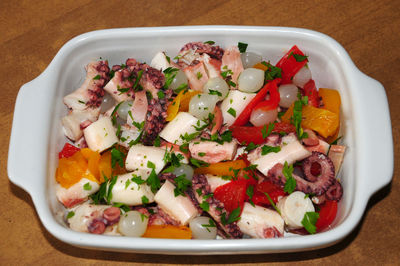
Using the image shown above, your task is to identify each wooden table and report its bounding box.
[1,0,399,264]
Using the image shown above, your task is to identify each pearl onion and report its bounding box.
[203,77,229,100]
[238,68,264,93]
[169,69,188,92]
[173,164,194,181]
[189,93,219,120]
[278,84,298,108]
[293,66,312,88]
[189,216,217,239]
[250,108,278,127]
[117,100,133,121]
[241,52,262,68]
[118,211,148,237]
[100,93,116,113]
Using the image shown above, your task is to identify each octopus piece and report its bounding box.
[178,42,224,66]
[141,88,173,145]
[127,90,148,128]
[56,178,99,208]
[103,69,135,102]
[325,179,343,201]
[183,61,209,91]
[134,206,181,226]
[62,61,110,141]
[64,61,110,110]
[247,133,281,162]
[328,144,347,176]
[189,140,238,164]
[220,46,244,88]
[192,174,243,239]
[267,152,335,196]
[67,203,120,234]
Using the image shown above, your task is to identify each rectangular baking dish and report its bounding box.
[8,26,393,254]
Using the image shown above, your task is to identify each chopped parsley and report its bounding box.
[246,185,255,207]
[83,182,92,191]
[78,100,85,104]
[111,147,125,168]
[263,192,281,215]
[221,206,241,225]
[146,168,161,193]
[196,72,203,80]
[198,152,206,157]
[165,55,171,64]
[261,145,281,155]
[163,67,179,89]
[221,68,233,79]
[124,179,131,189]
[157,90,165,99]
[106,175,118,204]
[203,40,215,45]
[291,93,309,139]
[141,195,149,205]
[261,61,282,81]
[131,174,146,185]
[283,161,296,194]
[112,202,131,213]
[301,212,320,234]
[199,201,209,212]
[261,122,275,139]
[173,175,191,197]
[201,218,216,232]
[227,107,236,117]
[147,160,156,169]
[288,51,308,62]
[93,74,101,80]
[66,211,75,219]
[238,42,248,53]
[208,89,222,97]
[245,142,259,152]
[190,158,210,168]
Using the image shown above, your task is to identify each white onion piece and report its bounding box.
[238,68,264,93]
[292,66,312,88]
[173,164,194,181]
[241,52,262,68]
[189,216,217,239]
[170,69,188,92]
[189,93,219,120]
[279,84,299,108]
[117,100,133,121]
[100,93,116,113]
[203,77,229,100]
[250,108,278,127]
[118,211,148,237]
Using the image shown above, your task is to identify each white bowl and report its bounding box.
[8,26,393,254]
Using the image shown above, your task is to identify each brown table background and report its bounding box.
[1,0,399,265]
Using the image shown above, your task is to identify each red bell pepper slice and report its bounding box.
[303,79,320,107]
[59,143,80,159]
[316,200,338,232]
[232,78,281,126]
[214,179,248,213]
[230,122,296,145]
[251,181,286,206]
[275,45,308,84]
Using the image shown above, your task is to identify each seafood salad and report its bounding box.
[56,41,345,239]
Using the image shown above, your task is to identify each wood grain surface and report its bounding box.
[1,0,399,265]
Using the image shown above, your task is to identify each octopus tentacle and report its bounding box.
[179,42,224,61]
[192,174,243,239]
[325,180,343,201]
[268,152,335,195]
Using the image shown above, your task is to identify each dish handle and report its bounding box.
[8,74,53,195]
[355,72,393,198]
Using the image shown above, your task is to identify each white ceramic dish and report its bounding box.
[8,26,393,255]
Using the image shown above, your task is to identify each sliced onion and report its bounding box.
[189,93,219,120]
[250,108,278,127]
[100,93,116,113]
[189,216,217,239]
[293,66,312,88]
[278,84,298,108]
[118,211,148,237]
[241,52,262,68]
[170,69,188,92]
[173,164,194,181]
[117,100,133,121]
[238,68,264,93]
[203,77,229,100]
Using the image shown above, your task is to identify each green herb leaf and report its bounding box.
[106,176,118,204]
[83,182,92,191]
[283,161,296,194]
[166,55,171,64]
[301,211,320,234]
[157,90,165,99]
[66,211,75,219]
[199,201,210,211]
[112,202,131,213]
[190,158,210,168]
[263,192,281,215]
[238,42,248,53]
[147,161,156,169]
[288,51,309,62]
[173,175,192,197]
[111,147,125,168]
[204,40,215,45]
[245,142,259,152]
[196,72,203,80]
[262,61,282,81]
[261,145,281,155]
[208,89,222,97]
[93,74,101,80]
[146,169,160,193]
[227,107,236,117]
[131,174,146,185]
[221,206,241,225]
[246,185,255,207]
[141,195,149,205]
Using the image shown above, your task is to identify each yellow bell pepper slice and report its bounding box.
[142,225,192,239]
[194,159,247,176]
